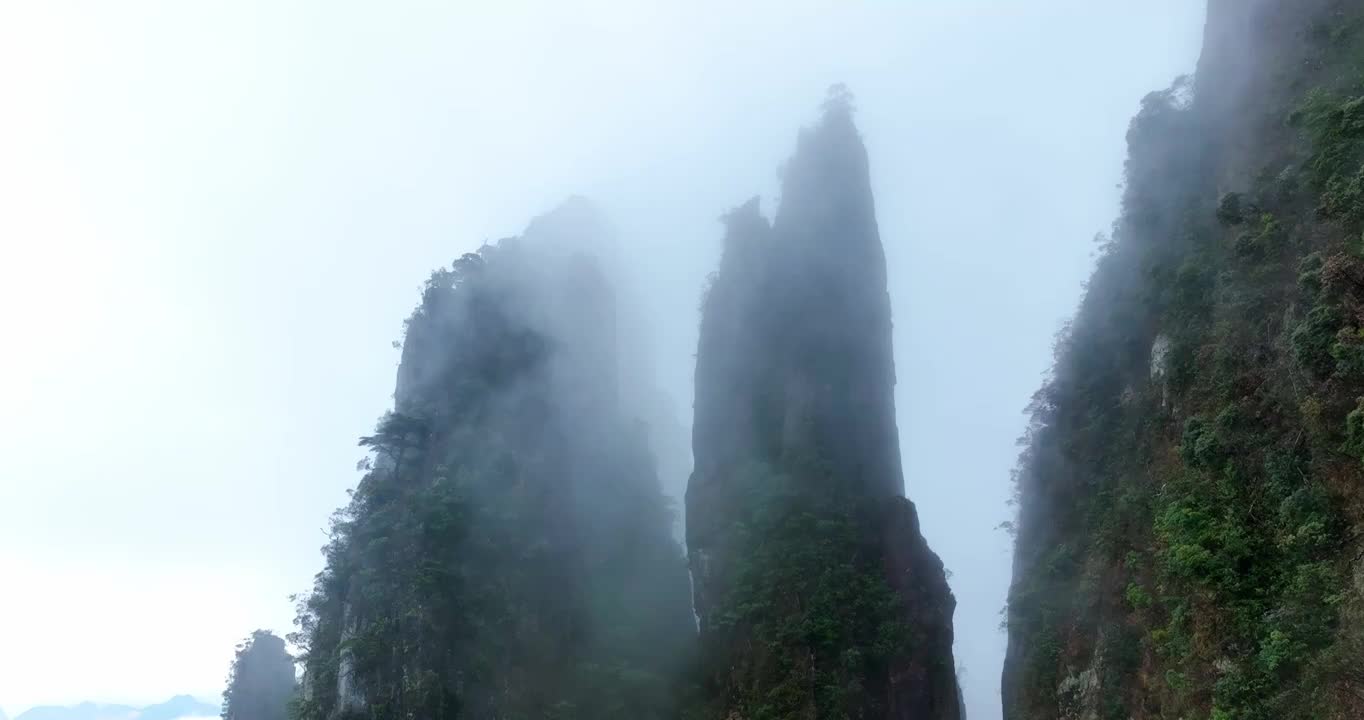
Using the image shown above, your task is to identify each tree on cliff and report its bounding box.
[222,630,295,720]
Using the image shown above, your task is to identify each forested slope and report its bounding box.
[1005,2,1364,718]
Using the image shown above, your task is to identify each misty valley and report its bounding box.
[13,1,1364,719]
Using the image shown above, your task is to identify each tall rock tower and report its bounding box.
[687,87,961,720]
[294,200,696,720]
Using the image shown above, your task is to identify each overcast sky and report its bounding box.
[0,2,1204,717]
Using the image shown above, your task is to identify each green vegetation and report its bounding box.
[1297,90,1364,228]
[704,462,910,719]
[1155,434,1342,719]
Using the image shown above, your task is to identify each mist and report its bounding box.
[0,3,1206,719]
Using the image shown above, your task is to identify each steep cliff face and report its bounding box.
[293,201,695,720]
[687,89,960,720]
[1004,2,1364,718]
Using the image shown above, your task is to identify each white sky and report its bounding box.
[0,2,1204,717]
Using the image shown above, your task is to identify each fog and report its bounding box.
[0,2,1204,718]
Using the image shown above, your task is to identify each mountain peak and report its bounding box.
[135,695,218,720]
[14,697,218,720]
[687,90,960,720]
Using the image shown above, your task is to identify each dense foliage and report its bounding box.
[698,462,915,719]
[1005,3,1364,719]
[291,223,695,720]
[222,631,296,720]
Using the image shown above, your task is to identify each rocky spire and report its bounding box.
[687,87,960,720]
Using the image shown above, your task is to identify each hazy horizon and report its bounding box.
[0,2,1205,717]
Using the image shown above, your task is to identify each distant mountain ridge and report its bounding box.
[15,696,218,720]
